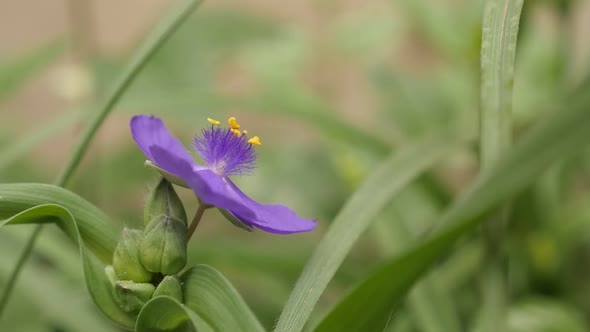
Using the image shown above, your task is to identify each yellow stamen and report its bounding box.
[207,118,220,125]
[228,117,240,130]
[231,128,242,137]
[248,136,261,146]
[242,130,248,135]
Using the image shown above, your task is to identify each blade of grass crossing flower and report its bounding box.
[274,136,458,332]
[478,1,523,330]
[136,296,213,332]
[181,265,265,332]
[0,204,136,329]
[313,91,590,331]
[0,0,204,318]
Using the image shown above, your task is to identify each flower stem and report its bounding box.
[187,204,207,240]
[0,0,203,318]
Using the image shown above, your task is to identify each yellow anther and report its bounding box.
[242,130,248,135]
[248,136,262,146]
[228,117,240,130]
[231,128,242,137]
[207,118,221,125]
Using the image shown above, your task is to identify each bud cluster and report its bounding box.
[106,178,187,312]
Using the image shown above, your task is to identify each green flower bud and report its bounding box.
[144,178,187,226]
[153,275,183,302]
[113,228,152,283]
[113,280,155,312]
[140,178,188,275]
[140,215,188,275]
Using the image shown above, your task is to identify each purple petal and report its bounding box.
[149,146,256,219]
[226,181,317,234]
[130,115,199,176]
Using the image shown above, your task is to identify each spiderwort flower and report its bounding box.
[130,115,316,234]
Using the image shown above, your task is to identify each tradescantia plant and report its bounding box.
[0,115,317,331]
[98,114,316,328]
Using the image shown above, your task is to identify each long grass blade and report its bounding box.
[478,1,523,330]
[274,136,457,332]
[313,90,590,332]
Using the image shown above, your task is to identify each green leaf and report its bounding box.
[181,265,264,332]
[480,0,523,167]
[478,0,524,330]
[0,183,119,262]
[0,41,63,101]
[274,136,457,332]
[313,89,590,331]
[136,296,212,332]
[0,204,135,329]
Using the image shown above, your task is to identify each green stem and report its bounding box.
[0,0,203,318]
[187,204,208,240]
[478,0,523,330]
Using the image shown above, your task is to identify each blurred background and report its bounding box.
[1,0,590,331]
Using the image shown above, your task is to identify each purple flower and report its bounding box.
[130,115,316,234]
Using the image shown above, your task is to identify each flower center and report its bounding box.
[194,117,262,176]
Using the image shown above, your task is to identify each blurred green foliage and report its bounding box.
[1,0,590,331]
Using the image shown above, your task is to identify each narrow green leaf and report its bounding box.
[136,296,213,332]
[0,204,135,329]
[313,91,590,331]
[274,136,457,332]
[480,0,523,167]
[181,265,264,332]
[0,41,63,101]
[478,1,523,330]
[0,183,118,262]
